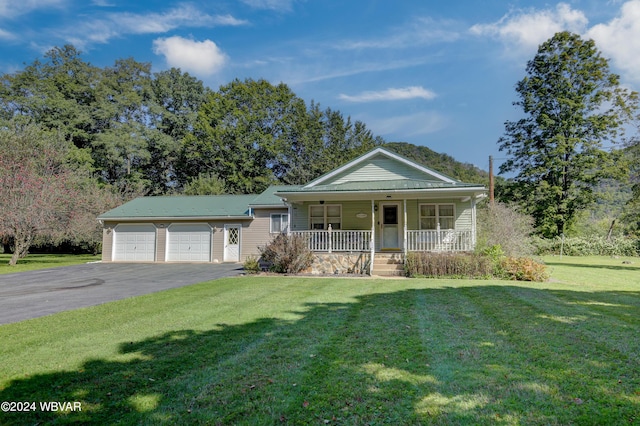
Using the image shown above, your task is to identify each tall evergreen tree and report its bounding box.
[498,32,638,237]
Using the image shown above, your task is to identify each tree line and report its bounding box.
[1,33,639,264]
[0,45,383,196]
[0,45,385,263]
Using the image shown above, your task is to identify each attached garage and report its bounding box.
[113,224,156,262]
[167,224,212,262]
[99,191,290,263]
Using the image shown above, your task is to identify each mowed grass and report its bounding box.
[0,254,100,274]
[0,257,639,425]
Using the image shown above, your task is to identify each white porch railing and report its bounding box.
[292,230,371,252]
[292,229,473,253]
[406,230,473,252]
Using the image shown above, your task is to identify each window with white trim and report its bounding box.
[420,204,455,230]
[309,205,342,230]
[270,213,289,233]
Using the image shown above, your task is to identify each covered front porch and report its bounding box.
[282,195,481,275]
[272,147,486,275]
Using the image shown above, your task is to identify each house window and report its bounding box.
[420,204,455,230]
[309,205,342,230]
[270,213,289,234]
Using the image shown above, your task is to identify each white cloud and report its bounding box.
[241,0,295,11]
[370,112,449,138]
[470,1,640,82]
[0,27,14,39]
[109,5,246,35]
[337,17,460,50]
[58,4,247,49]
[91,0,114,6]
[339,86,437,103]
[153,36,228,76]
[0,0,66,19]
[470,3,588,52]
[587,0,640,82]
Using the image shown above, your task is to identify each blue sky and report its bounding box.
[1,0,639,173]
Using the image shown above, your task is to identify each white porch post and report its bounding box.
[403,198,408,257]
[370,199,375,275]
[471,197,476,249]
[287,203,292,236]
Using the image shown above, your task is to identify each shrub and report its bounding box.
[499,257,549,282]
[476,202,535,257]
[533,235,640,257]
[243,255,261,274]
[259,234,314,274]
[405,252,493,279]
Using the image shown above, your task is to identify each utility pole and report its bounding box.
[489,155,494,206]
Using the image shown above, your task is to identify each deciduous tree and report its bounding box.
[0,45,98,149]
[0,125,79,264]
[499,32,638,237]
[145,68,208,194]
[180,79,311,193]
[0,124,125,264]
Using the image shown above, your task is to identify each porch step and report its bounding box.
[373,253,405,277]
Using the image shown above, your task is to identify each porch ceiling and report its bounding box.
[275,180,486,202]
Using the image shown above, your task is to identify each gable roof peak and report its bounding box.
[304,146,457,188]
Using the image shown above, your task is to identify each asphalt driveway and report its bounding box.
[0,262,243,325]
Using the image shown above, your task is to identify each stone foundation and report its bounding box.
[309,252,371,275]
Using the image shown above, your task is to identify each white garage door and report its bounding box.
[167,224,211,262]
[113,224,156,262]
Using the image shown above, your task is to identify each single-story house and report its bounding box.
[98,147,486,275]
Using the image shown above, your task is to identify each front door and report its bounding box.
[223,224,241,262]
[381,204,401,250]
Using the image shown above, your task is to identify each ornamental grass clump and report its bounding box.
[405,245,548,282]
[404,252,493,279]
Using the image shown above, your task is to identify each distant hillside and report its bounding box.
[384,142,489,185]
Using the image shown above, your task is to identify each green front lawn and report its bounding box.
[0,254,100,274]
[0,257,638,425]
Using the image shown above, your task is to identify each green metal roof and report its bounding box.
[98,194,257,220]
[276,179,483,193]
[248,185,300,206]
